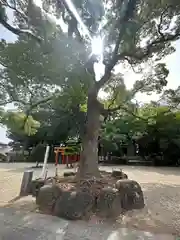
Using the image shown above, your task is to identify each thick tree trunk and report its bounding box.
[127,142,135,156]
[78,91,101,179]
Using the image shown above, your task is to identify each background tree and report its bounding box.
[137,104,180,165]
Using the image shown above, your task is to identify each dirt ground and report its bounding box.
[0,164,180,235]
[113,166,180,235]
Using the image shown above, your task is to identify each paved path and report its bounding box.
[0,207,175,240]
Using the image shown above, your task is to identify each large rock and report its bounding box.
[115,179,144,211]
[36,184,62,214]
[53,190,94,220]
[96,187,122,218]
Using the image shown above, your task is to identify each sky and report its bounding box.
[0,14,180,143]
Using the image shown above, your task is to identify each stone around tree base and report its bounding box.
[31,179,45,197]
[36,177,144,221]
[36,184,62,214]
[65,164,74,169]
[53,190,94,220]
[115,179,145,211]
[111,170,128,179]
[63,172,76,177]
[31,165,43,169]
[96,187,122,218]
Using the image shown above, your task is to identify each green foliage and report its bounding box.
[0,29,88,141]
[0,34,89,106]
[2,88,86,148]
[64,145,81,155]
[101,102,180,165]
[133,63,169,94]
[0,110,40,136]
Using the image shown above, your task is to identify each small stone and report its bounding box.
[111,170,128,179]
[36,184,62,214]
[112,170,122,178]
[115,179,145,211]
[53,190,94,220]
[63,172,76,177]
[96,187,122,218]
[122,173,128,179]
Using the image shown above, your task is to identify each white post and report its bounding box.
[41,145,50,179]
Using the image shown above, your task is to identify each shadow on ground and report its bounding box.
[0,206,176,240]
[4,183,180,236]
[119,183,180,235]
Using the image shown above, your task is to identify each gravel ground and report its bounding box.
[109,166,180,235]
[0,163,180,235]
[0,168,23,206]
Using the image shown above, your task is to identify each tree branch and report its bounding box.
[0,60,9,69]
[103,97,180,125]
[107,90,119,111]
[0,80,27,106]
[102,85,120,122]
[101,82,143,118]
[120,105,147,122]
[1,0,28,21]
[85,54,97,80]
[0,76,53,109]
[28,96,53,111]
[96,29,123,90]
[22,96,54,130]
[102,102,148,123]
[157,13,165,39]
[116,31,180,62]
[96,0,138,90]
[0,17,42,42]
[0,100,17,106]
[124,57,142,74]
[157,5,172,39]
[60,0,83,42]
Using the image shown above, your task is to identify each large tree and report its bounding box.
[1,0,180,178]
